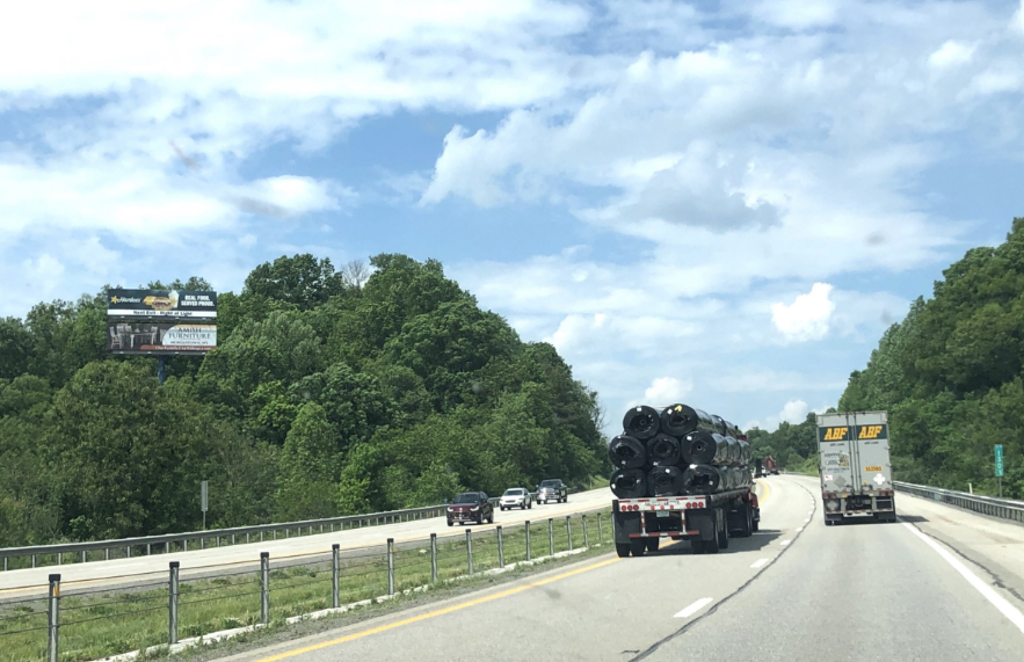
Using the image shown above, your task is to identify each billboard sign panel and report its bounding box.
[107,322,217,355]
[107,289,217,319]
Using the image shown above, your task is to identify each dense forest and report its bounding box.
[744,218,1024,499]
[839,218,1024,499]
[0,254,608,547]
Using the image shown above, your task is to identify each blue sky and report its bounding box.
[1,0,1023,433]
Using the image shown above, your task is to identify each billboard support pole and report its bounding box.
[157,356,167,386]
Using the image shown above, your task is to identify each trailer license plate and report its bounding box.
[656,511,671,518]
[864,466,882,472]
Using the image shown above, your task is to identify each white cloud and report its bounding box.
[644,377,693,406]
[771,283,836,343]
[751,0,842,30]
[928,40,976,69]
[780,399,810,424]
[744,399,830,432]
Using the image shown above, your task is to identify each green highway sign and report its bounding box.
[995,444,1004,478]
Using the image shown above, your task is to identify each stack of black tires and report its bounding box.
[609,403,753,498]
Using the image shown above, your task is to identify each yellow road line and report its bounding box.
[250,557,622,662]
[250,485,777,661]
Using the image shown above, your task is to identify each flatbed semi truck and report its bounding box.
[612,486,760,556]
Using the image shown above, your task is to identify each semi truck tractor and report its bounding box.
[816,410,896,525]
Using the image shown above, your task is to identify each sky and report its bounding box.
[1,0,1023,434]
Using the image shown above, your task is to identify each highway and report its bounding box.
[0,487,617,597]
[206,474,1024,662]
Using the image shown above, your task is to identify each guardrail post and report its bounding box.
[126,544,132,558]
[57,552,62,566]
[168,561,179,644]
[331,544,340,609]
[497,526,504,568]
[548,518,554,556]
[582,514,589,548]
[430,534,438,583]
[525,521,531,561]
[47,573,60,662]
[260,552,270,626]
[387,538,395,596]
[3,557,7,572]
[32,554,37,568]
[466,529,474,575]
[597,512,603,542]
[566,516,573,552]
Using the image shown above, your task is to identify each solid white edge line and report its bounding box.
[674,597,714,619]
[750,558,769,569]
[901,522,1024,635]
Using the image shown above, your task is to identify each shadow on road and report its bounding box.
[635,529,784,556]
[896,514,928,523]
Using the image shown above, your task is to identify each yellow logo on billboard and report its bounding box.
[858,425,884,439]
[823,426,849,441]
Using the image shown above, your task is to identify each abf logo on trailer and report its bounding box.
[822,426,849,441]
[859,425,885,439]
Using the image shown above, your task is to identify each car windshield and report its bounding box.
[453,493,479,504]
[539,480,559,488]
[503,489,524,496]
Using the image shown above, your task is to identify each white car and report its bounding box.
[499,488,533,511]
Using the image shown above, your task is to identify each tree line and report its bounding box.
[0,254,608,546]
[742,218,1024,499]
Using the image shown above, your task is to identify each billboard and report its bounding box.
[107,322,217,355]
[107,289,217,319]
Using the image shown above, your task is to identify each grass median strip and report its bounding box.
[0,509,612,662]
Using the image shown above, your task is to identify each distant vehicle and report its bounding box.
[447,492,493,526]
[753,458,765,478]
[537,479,568,504]
[763,455,780,475]
[499,488,532,510]
[817,411,896,525]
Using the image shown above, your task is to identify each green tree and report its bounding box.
[275,402,339,520]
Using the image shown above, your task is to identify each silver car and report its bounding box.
[499,488,532,511]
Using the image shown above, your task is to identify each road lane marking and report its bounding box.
[674,597,713,619]
[247,557,622,662]
[750,558,769,569]
[804,518,810,523]
[902,522,1024,635]
[780,540,791,546]
[796,527,803,532]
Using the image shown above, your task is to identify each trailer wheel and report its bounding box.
[717,519,729,550]
[645,538,660,552]
[615,543,631,558]
[690,539,704,554]
[737,508,753,541]
[703,532,720,554]
[629,539,647,557]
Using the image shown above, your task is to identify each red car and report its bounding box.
[447,492,494,526]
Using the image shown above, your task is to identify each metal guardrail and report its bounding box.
[0,507,610,662]
[0,487,582,572]
[894,481,1024,524]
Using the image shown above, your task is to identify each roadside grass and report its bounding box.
[0,509,613,662]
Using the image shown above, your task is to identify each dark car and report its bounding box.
[447,492,494,526]
[537,479,568,504]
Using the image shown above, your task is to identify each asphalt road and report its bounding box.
[211,474,1024,662]
[0,487,616,597]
